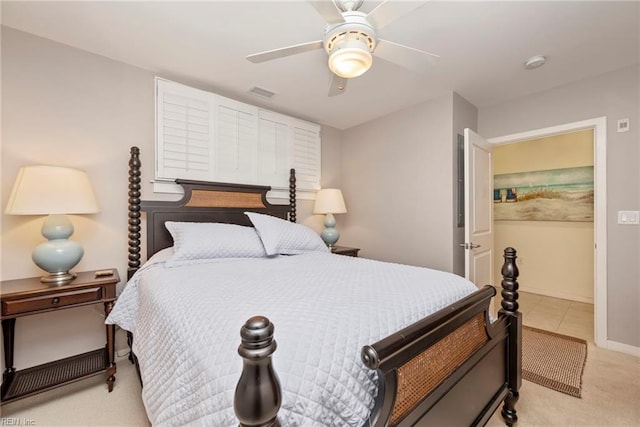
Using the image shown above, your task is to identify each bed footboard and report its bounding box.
[363,247,521,426]
[234,248,521,426]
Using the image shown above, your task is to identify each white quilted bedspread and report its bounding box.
[106,252,478,426]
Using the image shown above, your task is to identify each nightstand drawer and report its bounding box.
[2,287,102,316]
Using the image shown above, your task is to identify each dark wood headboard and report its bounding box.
[126,146,297,279]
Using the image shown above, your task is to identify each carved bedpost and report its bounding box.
[128,147,142,281]
[499,247,522,427]
[289,168,296,223]
[500,247,520,315]
[235,316,282,427]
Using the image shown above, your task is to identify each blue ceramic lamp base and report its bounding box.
[32,214,83,285]
[320,213,340,248]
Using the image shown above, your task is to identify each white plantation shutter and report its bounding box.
[155,79,321,195]
[292,120,321,191]
[258,110,291,188]
[156,80,212,181]
[215,97,258,184]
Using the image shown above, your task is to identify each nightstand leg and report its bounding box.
[127,331,134,364]
[1,318,16,399]
[104,301,116,392]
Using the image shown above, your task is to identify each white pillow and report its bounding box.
[245,212,329,256]
[164,222,266,266]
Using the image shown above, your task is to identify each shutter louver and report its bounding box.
[157,81,211,181]
[215,98,258,183]
[258,111,291,188]
[292,122,321,191]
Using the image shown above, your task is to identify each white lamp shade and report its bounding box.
[5,165,100,215]
[314,188,347,214]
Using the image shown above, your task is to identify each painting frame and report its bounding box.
[493,166,594,222]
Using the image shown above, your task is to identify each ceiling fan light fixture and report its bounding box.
[328,41,373,78]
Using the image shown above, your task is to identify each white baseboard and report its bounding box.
[521,285,594,304]
[605,340,640,357]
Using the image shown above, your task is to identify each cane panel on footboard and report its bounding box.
[390,312,489,425]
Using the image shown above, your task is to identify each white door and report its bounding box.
[464,129,494,287]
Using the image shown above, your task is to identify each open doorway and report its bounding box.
[487,117,607,347]
[493,129,594,303]
[492,129,594,342]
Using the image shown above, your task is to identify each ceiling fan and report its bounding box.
[246,0,439,96]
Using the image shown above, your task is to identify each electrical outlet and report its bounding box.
[617,118,630,133]
[618,210,639,225]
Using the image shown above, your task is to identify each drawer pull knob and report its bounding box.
[51,297,60,305]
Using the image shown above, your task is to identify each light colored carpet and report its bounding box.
[1,334,638,426]
[0,353,150,426]
[522,326,587,398]
[487,341,640,426]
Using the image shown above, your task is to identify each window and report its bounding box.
[214,96,258,184]
[258,110,291,188]
[292,121,321,192]
[156,80,211,181]
[155,78,321,195]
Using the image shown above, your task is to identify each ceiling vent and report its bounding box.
[248,86,277,99]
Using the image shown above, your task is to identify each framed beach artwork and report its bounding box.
[494,166,594,222]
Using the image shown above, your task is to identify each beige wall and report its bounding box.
[0,27,342,369]
[493,130,594,303]
[1,27,155,369]
[339,92,476,274]
[341,93,449,270]
[341,94,453,269]
[480,65,640,348]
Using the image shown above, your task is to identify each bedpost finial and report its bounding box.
[500,247,520,315]
[361,345,380,369]
[239,316,277,355]
[235,316,281,427]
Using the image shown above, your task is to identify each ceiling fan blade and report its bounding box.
[374,39,439,73]
[309,1,345,24]
[329,74,348,97]
[366,0,426,30]
[247,40,323,63]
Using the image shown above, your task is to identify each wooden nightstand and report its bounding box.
[331,246,360,257]
[0,269,119,404]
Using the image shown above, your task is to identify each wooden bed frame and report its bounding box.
[126,146,522,426]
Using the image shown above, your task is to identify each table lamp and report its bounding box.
[5,165,100,284]
[313,188,347,248]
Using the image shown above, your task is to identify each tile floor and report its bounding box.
[513,291,594,342]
